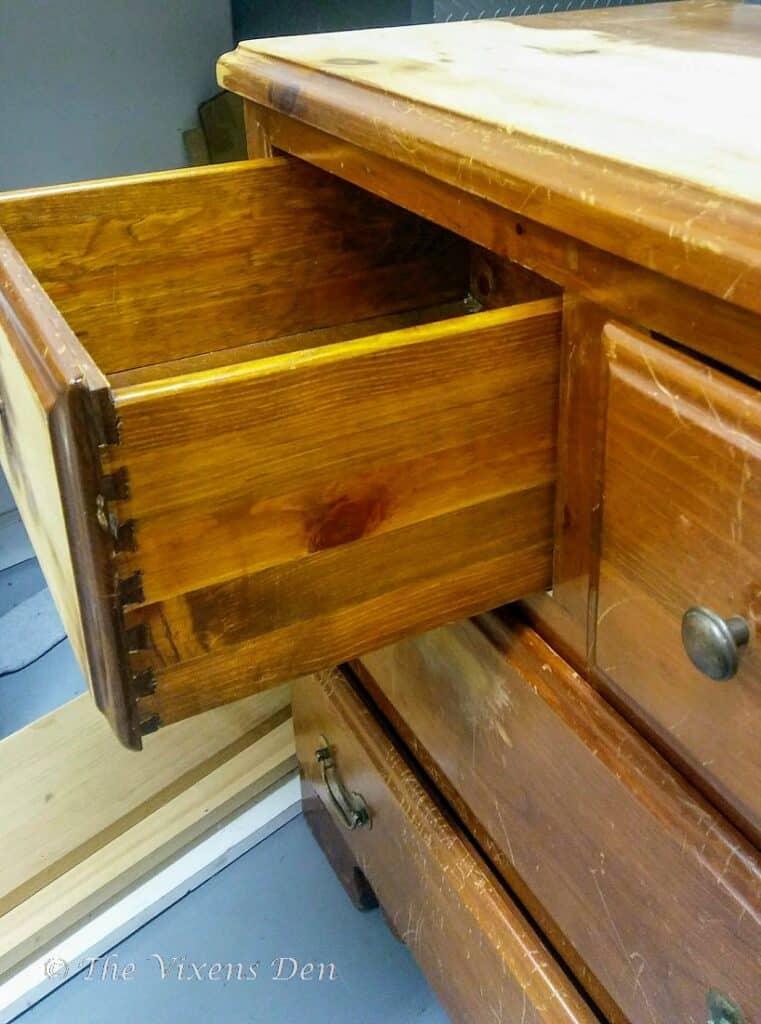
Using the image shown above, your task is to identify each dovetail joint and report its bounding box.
[133,668,157,698]
[101,466,130,502]
[139,713,161,736]
[124,622,151,653]
[118,571,144,608]
[115,519,138,553]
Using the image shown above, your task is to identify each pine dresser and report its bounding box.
[1,2,759,1020]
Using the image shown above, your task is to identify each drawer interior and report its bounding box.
[1,157,473,383]
[0,157,561,746]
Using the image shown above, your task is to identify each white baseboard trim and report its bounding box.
[0,774,301,1023]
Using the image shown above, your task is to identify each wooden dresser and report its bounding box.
[1,1,759,1020]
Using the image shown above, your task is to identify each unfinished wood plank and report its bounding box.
[0,684,291,917]
[0,718,295,978]
[0,159,467,376]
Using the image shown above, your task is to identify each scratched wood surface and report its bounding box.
[593,324,761,848]
[238,104,761,384]
[112,299,560,725]
[294,669,598,1024]
[354,614,761,1024]
[219,1,761,318]
[0,159,467,377]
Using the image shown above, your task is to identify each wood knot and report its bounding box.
[307,488,390,552]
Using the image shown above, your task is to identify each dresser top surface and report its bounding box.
[219,1,761,315]
[223,1,759,205]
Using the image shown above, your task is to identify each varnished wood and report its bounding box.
[243,99,273,158]
[0,158,467,376]
[593,324,761,847]
[233,104,761,383]
[294,669,598,1024]
[354,614,761,1024]
[544,293,611,663]
[0,229,139,748]
[219,2,761,321]
[108,300,473,388]
[112,300,560,724]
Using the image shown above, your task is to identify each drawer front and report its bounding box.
[0,158,559,747]
[293,670,597,1024]
[0,230,138,746]
[594,323,761,843]
[356,616,761,1024]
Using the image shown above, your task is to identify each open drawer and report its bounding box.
[0,157,560,748]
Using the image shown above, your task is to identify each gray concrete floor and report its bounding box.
[1,501,449,1023]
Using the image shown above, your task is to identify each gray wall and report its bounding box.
[0,0,233,191]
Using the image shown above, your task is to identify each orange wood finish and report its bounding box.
[0,159,467,377]
[294,669,599,1024]
[219,2,761,322]
[593,323,761,847]
[234,103,761,384]
[118,299,559,725]
[355,614,761,1024]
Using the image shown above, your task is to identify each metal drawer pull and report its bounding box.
[681,607,750,681]
[315,740,371,831]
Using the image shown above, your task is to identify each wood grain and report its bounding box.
[236,105,761,383]
[105,300,559,725]
[0,706,294,978]
[355,614,761,1024]
[593,324,761,847]
[219,1,761,319]
[0,229,139,747]
[108,299,473,389]
[0,684,290,919]
[0,158,467,376]
[294,669,598,1024]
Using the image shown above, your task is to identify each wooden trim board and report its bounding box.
[0,776,301,1023]
[0,684,295,980]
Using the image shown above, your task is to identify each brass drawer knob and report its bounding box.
[681,607,750,681]
[316,740,371,831]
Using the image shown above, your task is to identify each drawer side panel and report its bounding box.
[111,299,560,725]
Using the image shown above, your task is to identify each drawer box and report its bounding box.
[355,614,761,1024]
[594,323,761,844]
[0,157,560,748]
[293,668,596,1024]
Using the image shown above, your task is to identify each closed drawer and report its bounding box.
[594,323,761,844]
[0,157,560,748]
[355,614,761,1024]
[293,668,597,1024]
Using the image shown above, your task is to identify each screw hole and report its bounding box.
[515,222,525,236]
